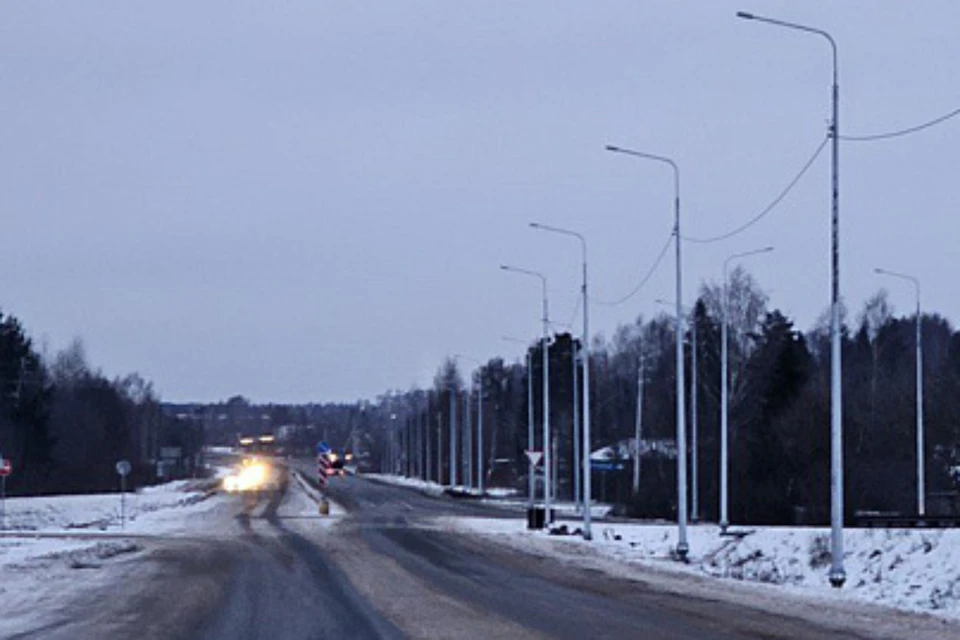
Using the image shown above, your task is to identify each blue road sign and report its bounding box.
[590,461,626,472]
[316,441,331,455]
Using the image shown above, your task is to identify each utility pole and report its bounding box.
[572,338,581,508]
[477,376,485,494]
[449,384,457,488]
[527,351,535,508]
[690,311,699,523]
[436,411,443,485]
[464,389,473,489]
[500,265,551,521]
[634,354,645,494]
[737,7,844,590]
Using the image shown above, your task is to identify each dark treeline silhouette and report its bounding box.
[0,312,202,496]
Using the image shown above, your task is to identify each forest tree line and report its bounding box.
[0,312,203,496]
[358,267,960,525]
[155,266,960,526]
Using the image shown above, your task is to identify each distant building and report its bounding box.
[591,437,677,463]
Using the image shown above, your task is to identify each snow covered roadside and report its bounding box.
[364,473,448,497]
[0,477,225,566]
[440,517,960,624]
[362,474,608,517]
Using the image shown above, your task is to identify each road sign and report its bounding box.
[524,450,543,467]
[316,441,331,455]
[591,461,625,472]
[0,459,11,477]
[116,460,131,477]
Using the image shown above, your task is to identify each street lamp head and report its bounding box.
[762,246,775,253]
[874,267,884,274]
[499,265,509,271]
[605,144,620,152]
[529,222,543,229]
[736,11,755,20]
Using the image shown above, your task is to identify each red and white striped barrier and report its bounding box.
[317,453,332,489]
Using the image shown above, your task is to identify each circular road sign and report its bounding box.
[116,460,132,477]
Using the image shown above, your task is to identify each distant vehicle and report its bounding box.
[325,450,355,476]
[238,434,277,457]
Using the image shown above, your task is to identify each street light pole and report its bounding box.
[501,265,552,520]
[605,145,687,559]
[504,336,535,508]
[633,352,645,495]
[874,268,924,516]
[530,222,593,540]
[456,353,485,494]
[737,9,844,588]
[464,388,472,488]
[572,337,581,509]
[720,247,774,532]
[656,298,699,523]
[449,381,457,488]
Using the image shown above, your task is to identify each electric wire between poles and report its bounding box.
[840,104,960,141]
[594,232,673,307]
[683,135,829,245]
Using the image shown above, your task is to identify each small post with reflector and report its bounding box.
[0,455,12,530]
[115,459,131,529]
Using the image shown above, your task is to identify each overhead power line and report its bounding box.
[841,105,960,142]
[683,135,829,245]
[594,232,673,307]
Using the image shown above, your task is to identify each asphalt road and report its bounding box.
[11,465,957,640]
[309,472,864,640]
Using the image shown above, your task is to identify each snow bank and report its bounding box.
[1,478,219,534]
[363,473,568,504]
[0,477,225,572]
[442,517,960,620]
[363,474,448,497]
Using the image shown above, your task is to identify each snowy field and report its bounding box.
[442,517,960,621]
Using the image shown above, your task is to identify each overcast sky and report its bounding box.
[2,1,958,404]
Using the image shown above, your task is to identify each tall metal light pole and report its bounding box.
[737,9,844,588]
[657,298,698,523]
[720,247,774,532]
[530,223,593,540]
[456,353,485,494]
[633,352,645,495]
[501,265,552,520]
[449,380,457,488]
[572,337,581,509]
[390,413,397,475]
[504,336,536,509]
[605,145,687,559]
[425,399,432,482]
[463,389,472,488]
[875,268,924,516]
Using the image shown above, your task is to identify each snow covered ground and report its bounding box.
[0,466,343,637]
[0,477,225,566]
[364,473,448,497]
[364,473,609,517]
[441,517,960,621]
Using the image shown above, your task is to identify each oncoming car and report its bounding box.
[222,458,279,493]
